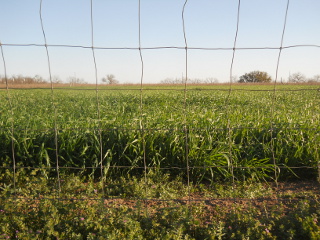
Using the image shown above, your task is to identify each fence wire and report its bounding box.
[0,0,320,237]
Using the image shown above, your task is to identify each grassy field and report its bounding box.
[1,84,319,181]
[0,83,320,239]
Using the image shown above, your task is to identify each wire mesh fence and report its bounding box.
[1,0,320,239]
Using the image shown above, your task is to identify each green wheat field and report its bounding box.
[0,84,320,239]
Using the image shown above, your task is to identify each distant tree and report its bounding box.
[102,74,119,84]
[238,71,272,83]
[160,78,173,84]
[68,76,86,85]
[288,72,306,83]
[205,77,219,84]
[34,75,46,83]
[160,78,183,84]
[52,75,62,84]
[307,74,320,83]
[161,77,220,84]
[0,74,48,84]
[315,75,320,82]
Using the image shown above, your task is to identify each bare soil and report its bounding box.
[97,181,320,215]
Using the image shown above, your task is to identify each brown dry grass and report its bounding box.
[1,82,319,89]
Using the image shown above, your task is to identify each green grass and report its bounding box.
[0,82,319,239]
[0,173,319,239]
[0,84,319,183]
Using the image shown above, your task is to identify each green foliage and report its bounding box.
[0,174,319,239]
[0,84,319,238]
[0,85,319,183]
[238,71,272,83]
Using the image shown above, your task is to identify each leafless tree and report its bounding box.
[102,74,119,84]
[288,72,306,83]
[68,76,86,86]
[308,74,320,83]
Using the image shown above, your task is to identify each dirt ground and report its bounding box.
[97,181,320,215]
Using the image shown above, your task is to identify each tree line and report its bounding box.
[1,71,319,85]
[0,75,87,85]
[238,71,320,83]
[0,74,117,85]
[161,71,320,84]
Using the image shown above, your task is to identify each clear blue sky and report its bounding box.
[1,0,319,84]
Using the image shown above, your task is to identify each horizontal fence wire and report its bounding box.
[0,126,318,132]
[0,1,320,237]
[4,195,318,204]
[1,43,320,50]
[1,86,319,91]
[0,166,316,170]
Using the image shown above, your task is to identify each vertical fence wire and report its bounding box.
[182,0,191,205]
[224,0,241,208]
[90,0,105,199]
[39,0,61,194]
[0,43,16,198]
[228,0,241,191]
[138,0,149,216]
[271,0,290,189]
